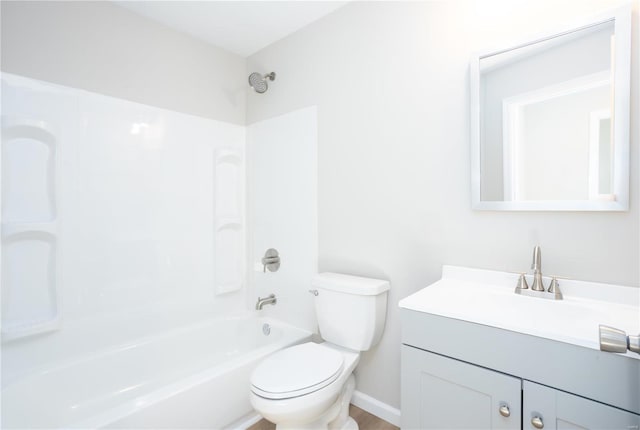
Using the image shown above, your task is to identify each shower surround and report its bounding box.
[2,74,255,428]
[2,73,318,428]
[1,72,246,342]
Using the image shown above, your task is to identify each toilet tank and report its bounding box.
[312,272,390,351]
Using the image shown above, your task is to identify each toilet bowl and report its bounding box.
[250,342,359,429]
[249,273,390,430]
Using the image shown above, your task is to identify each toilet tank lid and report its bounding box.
[312,272,390,295]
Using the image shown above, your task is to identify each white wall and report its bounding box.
[247,0,639,409]
[247,107,318,332]
[1,1,246,124]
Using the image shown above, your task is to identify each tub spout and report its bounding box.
[255,294,277,310]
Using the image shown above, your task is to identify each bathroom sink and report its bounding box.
[399,266,640,358]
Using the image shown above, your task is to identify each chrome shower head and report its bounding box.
[248,72,276,94]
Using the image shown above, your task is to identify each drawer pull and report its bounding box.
[531,416,544,429]
[499,405,510,417]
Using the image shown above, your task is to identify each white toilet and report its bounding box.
[250,272,390,430]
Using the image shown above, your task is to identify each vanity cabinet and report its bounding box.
[523,381,640,430]
[402,345,521,429]
[402,344,640,430]
[399,266,640,429]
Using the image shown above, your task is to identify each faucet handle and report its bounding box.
[516,273,529,290]
[262,248,280,273]
[547,277,562,299]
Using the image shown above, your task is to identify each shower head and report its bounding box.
[248,72,276,94]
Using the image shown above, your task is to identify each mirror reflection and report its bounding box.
[479,21,615,202]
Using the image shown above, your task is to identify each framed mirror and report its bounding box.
[470,5,631,211]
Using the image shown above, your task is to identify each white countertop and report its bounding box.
[399,266,640,360]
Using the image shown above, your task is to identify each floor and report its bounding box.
[247,405,399,430]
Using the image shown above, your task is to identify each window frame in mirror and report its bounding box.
[470,4,631,211]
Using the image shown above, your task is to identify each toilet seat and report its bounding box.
[251,343,344,400]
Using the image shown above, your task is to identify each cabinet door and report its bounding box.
[401,345,521,429]
[523,380,640,430]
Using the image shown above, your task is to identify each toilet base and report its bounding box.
[328,374,356,430]
[274,374,357,430]
[276,416,357,430]
[337,416,358,430]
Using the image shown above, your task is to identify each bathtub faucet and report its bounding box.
[256,294,277,310]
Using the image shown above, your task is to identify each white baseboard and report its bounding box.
[351,390,401,427]
[225,411,262,430]
[230,391,401,429]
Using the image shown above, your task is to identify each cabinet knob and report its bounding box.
[499,404,510,417]
[531,416,544,429]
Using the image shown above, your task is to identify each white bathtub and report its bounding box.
[1,315,311,429]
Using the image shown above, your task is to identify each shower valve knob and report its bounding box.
[261,248,280,273]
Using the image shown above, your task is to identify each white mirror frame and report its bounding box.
[470,4,631,211]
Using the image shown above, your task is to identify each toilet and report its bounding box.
[250,272,390,430]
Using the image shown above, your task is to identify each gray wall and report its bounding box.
[1,1,246,124]
[247,0,639,409]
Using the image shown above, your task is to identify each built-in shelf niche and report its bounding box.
[1,116,61,340]
[2,119,57,223]
[213,148,244,295]
[2,232,60,337]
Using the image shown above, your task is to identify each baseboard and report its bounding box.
[351,390,401,427]
[229,391,401,429]
[225,411,262,430]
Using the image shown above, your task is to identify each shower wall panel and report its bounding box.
[247,107,317,332]
[1,74,246,376]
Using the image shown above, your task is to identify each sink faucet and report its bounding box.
[530,246,545,291]
[256,294,277,310]
[514,246,562,300]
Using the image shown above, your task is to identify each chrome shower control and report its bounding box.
[308,289,319,296]
[261,248,280,273]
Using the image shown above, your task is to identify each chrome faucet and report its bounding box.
[515,246,562,300]
[530,246,545,291]
[255,294,277,310]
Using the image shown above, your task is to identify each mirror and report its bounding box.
[470,5,631,211]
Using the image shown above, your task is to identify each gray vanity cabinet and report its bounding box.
[401,343,640,430]
[401,345,521,429]
[523,381,640,430]
[400,267,640,430]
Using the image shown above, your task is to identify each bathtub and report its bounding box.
[1,315,312,429]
